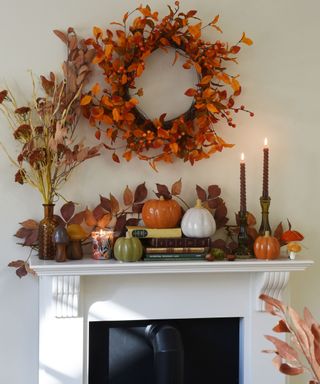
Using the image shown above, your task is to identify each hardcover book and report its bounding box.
[144,252,207,261]
[144,247,208,254]
[142,236,212,248]
[126,226,182,238]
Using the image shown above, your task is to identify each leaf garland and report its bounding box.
[81,2,253,169]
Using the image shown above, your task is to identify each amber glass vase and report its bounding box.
[38,204,58,260]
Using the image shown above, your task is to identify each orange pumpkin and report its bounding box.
[254,232,280,260]
[142,196,182,228]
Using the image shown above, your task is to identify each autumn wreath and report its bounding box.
[81,2,253,169]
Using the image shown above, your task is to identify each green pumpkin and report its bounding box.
[114,236,143,262]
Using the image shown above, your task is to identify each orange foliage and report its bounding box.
[81,1,253,168]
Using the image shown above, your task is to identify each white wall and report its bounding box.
[0,0,319,383]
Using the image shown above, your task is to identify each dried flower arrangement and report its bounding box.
[0,28,100,204]
[260,294,320,384]
[81,1,253,169]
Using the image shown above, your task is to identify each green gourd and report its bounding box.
[114,234,143,262]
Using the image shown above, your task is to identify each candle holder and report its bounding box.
[234,211,254,259]
[91,229,115,260]
[259,196,272,235]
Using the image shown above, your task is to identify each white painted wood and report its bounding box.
[30,255,313,276]
[52,276,80,318]
[33,257,313,384]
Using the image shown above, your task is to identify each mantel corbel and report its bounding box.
[255,271,289,311]
[52,275,80,318]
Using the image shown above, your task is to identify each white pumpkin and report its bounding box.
[181,199,216,238]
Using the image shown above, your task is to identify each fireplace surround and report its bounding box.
[31,256,313,384]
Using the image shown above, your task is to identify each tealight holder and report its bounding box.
[91,229,114,260]
[234,210,254,259]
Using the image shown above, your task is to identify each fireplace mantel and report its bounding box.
[31,256,313,384]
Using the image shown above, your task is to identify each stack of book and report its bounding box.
[126,226,211,261]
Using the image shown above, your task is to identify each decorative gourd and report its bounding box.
[113,234,143,262]
[253,231,280,260]
[181,199,216,238]
[142,196,182,229]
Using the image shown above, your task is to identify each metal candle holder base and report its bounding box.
[234,211,254,259]
[259,196,271,235]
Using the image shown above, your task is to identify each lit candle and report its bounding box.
[263,138,269,198]
[240,153,247,213]
[91,229,114,259]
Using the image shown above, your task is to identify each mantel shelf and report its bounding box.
[30,255,313,277]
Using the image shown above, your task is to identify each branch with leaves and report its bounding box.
[0,28,100,204]
[260,294,320,384]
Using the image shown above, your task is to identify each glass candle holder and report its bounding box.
[91,229,114,260]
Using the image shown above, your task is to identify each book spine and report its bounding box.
[144,237,211,247]
[127,226,182,238]
[144,247,208,254]
[144,253,206,260]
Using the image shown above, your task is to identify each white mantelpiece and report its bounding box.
[31,256,313,384]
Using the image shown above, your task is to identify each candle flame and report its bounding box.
[264,137,268,147]
[240,153,245,162]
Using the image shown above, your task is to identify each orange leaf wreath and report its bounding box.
[81,2,253,169]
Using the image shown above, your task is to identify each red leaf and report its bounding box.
[214,203,227,221]
[19,219,38,230]
[273,319,291,333]
[16,264,28,278]
[114,214,127,235]
[156,183,171,199]
[279,363,304,376]
[15,227,32,239]
[112,152,120,163]
[8,260,25,268]
[208,185,221,198]
[24,229,38,246]
[69,211,85,225]
[132,203,144,213]
[265,335,299,361]
[100,195,112,212]
[60,201,75,223]
[196,185,206,201]
[93,205,106,221]
[134,182,148,203]
[110,193,120,214]
[274,222,283,241]
[184,88,197,97]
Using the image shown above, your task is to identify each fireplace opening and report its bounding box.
[89,317,239,384]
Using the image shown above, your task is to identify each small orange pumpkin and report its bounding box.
[254,232,280,260]
[142,196,182,228]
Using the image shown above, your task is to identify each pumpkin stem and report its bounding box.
[195,199,203,208]
[159,196,164,201]
[125,231,131,239]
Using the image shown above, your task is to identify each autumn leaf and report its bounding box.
[196,185,206,201]
[188,23,202,39]
[112,152,120,163]
[185,88,197,97]
[171,178,182,196]
[100,195,112,212]
[200,75,212,85]
[231,78,241,92]
[110,193,120,214]
[84,208,97,227]
[91,83,100,95]
[97,213,112,229]
[240,32,253,46]
[123,185,133,206]
[93,26,103,38]
[60,201,75,223]
[80,95,92,106]
[207,104,219,114]
[134,182,148,203]
[19,219,38,230]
